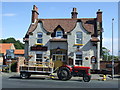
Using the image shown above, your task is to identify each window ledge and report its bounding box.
[35,43,43,45]
[74,44,84,46]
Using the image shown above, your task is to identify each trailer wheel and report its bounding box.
[20,73,30,79]
[83,74,91,82]
[57,67,72,81]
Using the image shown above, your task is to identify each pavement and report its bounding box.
[1,72,119,81]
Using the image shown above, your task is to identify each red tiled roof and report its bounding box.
[40,19,77,33]
[27,20,38,35]
[0,43,15,54]
[90,37,99,42]
[25,18,96,36]
[80,18,95,34]
[14,49,24,54]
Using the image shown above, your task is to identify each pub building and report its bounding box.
[23,5,103,70]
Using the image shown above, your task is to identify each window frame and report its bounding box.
[75,32,82,44]
[75,52,83,65]
[56,30,63,38]
[37,32,43,44]
[36,54,43,62]
[37,39,42,43]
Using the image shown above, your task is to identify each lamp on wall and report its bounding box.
[76,46,80,51]
[57,47,60,51]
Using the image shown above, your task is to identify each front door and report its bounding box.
[53,55,63,69]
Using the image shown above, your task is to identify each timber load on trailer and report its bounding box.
[20,60,54,79]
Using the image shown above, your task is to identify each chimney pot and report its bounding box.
[71,8,78,19]
[31,5,39,23]
[33,5,38,12]
[73,8,77,12]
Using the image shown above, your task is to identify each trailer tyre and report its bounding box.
[83,74,91,82]
[20,73,30,79]
[57,67,72,81]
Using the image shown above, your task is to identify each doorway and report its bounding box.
[52,54,66,69]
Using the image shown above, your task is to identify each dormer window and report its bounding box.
[56,30,63,38]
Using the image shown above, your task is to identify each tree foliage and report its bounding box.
[102,47,118,61]
[0,37,24,49]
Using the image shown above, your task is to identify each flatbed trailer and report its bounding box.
[20,61,54,78]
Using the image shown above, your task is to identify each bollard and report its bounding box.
[49,73,55,79]
[102,75,106,81]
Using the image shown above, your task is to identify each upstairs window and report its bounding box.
[76,32,82,44]
[37,32,43,43]
[37,39,42,43]
[37,32,42,38]
[56,30,63,38]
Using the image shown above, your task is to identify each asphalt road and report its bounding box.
[1,73,119,88]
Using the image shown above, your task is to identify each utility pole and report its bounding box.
[112,18,114,79]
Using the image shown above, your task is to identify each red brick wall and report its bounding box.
[100,61,120,74]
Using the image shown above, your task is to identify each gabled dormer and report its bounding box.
[51,25,67,39]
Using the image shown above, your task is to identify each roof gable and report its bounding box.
[0,43,15,54]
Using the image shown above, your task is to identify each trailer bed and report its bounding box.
[19,61,54,78]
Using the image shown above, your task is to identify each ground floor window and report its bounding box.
[36,54,42,62]
[75,52,82,65]
[75,60,82,65]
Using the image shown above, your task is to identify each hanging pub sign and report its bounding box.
[30,45,48,51]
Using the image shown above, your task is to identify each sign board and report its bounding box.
[0,65,8,67]
[6,49,14,59]
[31,45,48,51]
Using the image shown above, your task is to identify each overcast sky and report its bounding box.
[1,2,118,55]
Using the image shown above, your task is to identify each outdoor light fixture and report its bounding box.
[57,47,60,51]
[77,46,80,51]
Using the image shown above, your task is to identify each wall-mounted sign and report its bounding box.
[91,56,97,63]
[30,45,48,51]
[6,49,14,59]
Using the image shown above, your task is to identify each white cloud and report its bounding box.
[16,38,24,43]
[103,37,118,56]
[2,13,16,16]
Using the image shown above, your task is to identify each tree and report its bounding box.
[102,47,119,61]
[0,37,24,49]
[102,47,110,61]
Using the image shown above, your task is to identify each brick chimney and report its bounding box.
[31,5,39,23]
[71,8,78,19]
[96,9,102,30]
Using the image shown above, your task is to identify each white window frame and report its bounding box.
[36,52,43,62]
[75,32,82,44]
[56,30,63,38]
[37,32,43,43]
[74,52,83,65]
